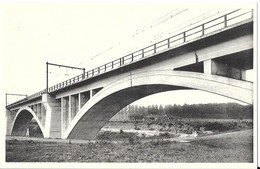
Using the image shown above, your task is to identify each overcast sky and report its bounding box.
[0,2,255,105]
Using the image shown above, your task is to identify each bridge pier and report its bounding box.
[5,109,13,135]
[42,93,61,138]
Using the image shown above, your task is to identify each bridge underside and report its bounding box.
[11,109,44,137]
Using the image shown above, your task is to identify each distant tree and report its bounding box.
[129,114,144,121]
[127,103,253,120]
[159,104,164,115]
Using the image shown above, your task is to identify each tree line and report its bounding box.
[118,103,253,120]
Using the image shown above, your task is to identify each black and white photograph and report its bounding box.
[0,1,257,169]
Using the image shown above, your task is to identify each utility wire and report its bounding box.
[151,9,230,42]
[46,9,230,86]
[73,9,186,67]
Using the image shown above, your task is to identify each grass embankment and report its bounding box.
[6,129,253,162]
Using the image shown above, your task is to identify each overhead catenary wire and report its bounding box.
[134,9,188,37]
[154,9,230,40]
[44,9,232,90]
[70,9,187,68]
[83,9,189,65]
[46,9,224,84]
[139,9,234,46]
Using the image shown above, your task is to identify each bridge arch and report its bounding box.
[63,70,253,139]
[11,107,45,137]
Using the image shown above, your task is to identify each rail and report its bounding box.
[7,9,253,106]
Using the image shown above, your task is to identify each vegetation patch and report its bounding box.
[6,130,253,162]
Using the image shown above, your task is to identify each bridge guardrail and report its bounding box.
[7,9,253,107]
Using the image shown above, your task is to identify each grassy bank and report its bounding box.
[6,130,253,162]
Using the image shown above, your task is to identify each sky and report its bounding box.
[0,2,255,105]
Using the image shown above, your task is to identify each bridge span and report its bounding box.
[6,9,254,139]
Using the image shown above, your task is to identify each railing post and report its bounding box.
[82,68,85,79]
[154,44,156,53]
[183,32,186,42]
[142,49,144,58]
[224,15,227,28]
[167,38,170,48]
[131,53,134,62]
[104,64,106,71]
[112,61,114,69]
[92,69,94,76]
[98,67,100,74]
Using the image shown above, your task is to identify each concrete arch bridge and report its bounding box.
[6,10,254,139]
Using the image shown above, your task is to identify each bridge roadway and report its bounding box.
[6,9,254,139]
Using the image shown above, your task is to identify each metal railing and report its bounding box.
[7,9,253,107]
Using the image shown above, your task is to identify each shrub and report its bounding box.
[97,131,137,140]
[159,132,171,138]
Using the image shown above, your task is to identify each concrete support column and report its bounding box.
[203,59,212,74]
[61,97,69,134]
[78,93,81,110]
[6,109,13,136]
[69,95,72,123]
[70,94,79,120]
[36,104,38,117]
[75,94,79,114]
[42,93,61,138]
[39,104,43,123]
[90,90,93,98]
[41,103,47,126]
[241,70,247,80]
[36,103,41,118]
[61,97,65,136]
